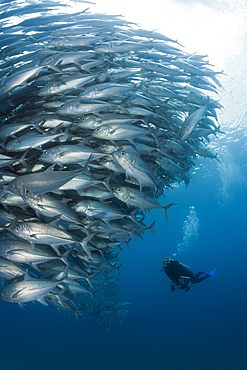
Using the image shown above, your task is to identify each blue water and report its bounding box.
[0,136,246,370]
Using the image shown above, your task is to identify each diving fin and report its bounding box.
[208,268,216,279]
[200,268,216,279]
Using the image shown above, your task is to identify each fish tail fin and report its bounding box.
[103,173,113,193]
[129,208,140,226]
[162,203,173,220]
[80,233,95,258]
[148,220,156,235]
[85,273,97,289]
[129,230,136,242]
[19,149,31,170]
[116,263,123,275]
[215,154,221,163]
[60,246,74,267]
[149,127,160,144]
[81,153,92,175]
[124,238,132,250]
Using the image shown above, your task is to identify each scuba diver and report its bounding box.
[160,257,216,292]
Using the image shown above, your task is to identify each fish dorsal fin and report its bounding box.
[24,269,36,281]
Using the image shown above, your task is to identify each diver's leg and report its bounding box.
[194,274,211,283]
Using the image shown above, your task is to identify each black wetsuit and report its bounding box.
[161,260,210,291]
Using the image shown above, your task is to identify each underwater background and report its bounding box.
[0,0,246,369]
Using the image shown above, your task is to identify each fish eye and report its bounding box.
[9,184,14,188]
[25,189,30,194]
[121,151,125,156]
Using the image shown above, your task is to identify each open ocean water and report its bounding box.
[0,1,246,369]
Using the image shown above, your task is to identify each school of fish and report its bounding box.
[0,0,223,328]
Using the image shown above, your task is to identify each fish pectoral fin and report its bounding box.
[58,151,72,157]
[29,232,40,239]
[7,249,25,255]
[109,127,118,135]
[37,295,49,306]
[12,287,27,299]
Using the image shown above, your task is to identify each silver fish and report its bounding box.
[0,64,60,97]
[71,199,138,224]
[0,239,67,269]
[113,150,157,191]
[113,186,173,220]
[79,83,134,100]
[0,268,67,306]
[179,102,214,141]
[39,144,105,166]
[5,132,63,152]
[0,123,35,141]
[38,75,96,96]
[0,154,20,169]
[7,219,93,257]
[8,166,86,196]
[21,192,83,225]
[57,101,122,116]
[91,123,147,143]
[0,256,25,280]
[0,185,26,208]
